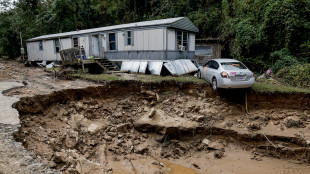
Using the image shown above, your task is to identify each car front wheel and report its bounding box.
[212,78,217,91]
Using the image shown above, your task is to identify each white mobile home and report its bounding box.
[26,17,198,62]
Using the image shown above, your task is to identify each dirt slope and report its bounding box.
[14,81,310,174]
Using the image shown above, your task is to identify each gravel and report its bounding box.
[0,82,59,173]
[0,82,24,125]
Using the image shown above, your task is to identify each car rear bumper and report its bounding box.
[218,77,255,88]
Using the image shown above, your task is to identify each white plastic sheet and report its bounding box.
[120,61,132,72]
[139,61,148,74]
[147,61,163,75]
[130,61,140,73]
[171,60,186,75]
[180,59,198,73]
[163,61,177,76]
[163,59,198,76]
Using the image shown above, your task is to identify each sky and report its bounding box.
[0,0,16,12]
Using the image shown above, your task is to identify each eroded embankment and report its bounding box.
[14,81,310,173]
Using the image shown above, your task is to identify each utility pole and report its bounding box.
[19,31,25,63]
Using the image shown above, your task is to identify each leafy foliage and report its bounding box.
[276,64,310,88]
[271,48,300,73]
[0,0,309,72]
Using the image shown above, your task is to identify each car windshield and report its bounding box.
[221,62,247,70]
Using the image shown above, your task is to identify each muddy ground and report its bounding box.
[1,59,310,174]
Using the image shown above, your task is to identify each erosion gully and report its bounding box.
[11,81,310,174]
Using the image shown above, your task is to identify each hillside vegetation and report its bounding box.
[0,0,309,71]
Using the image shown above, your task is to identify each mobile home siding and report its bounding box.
[26,17,199,62]
[79,36,90,58]
[189,33,195,51]
[27,41,42,61]
[167,29,176,50]
[60,38,72,50]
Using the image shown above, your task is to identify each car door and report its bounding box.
[202,61,213,83]
[208,61,219,81]
[200,62,208,80]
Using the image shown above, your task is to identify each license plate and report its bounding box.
[236,76,246,80]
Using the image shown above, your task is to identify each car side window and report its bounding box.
[207,61,213,68]
[213,61,219,69]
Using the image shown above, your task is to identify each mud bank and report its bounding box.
[14,81,310,173]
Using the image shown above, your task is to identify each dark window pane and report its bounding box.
[55,40,60,53]
[128,38,131,45]
[109,33,115,42]
[73,38,78,47]
[183,43,187,49]
[128,31,131,37]
[110,43,116,50]
[39,41,43,51]
[183,32,188,41]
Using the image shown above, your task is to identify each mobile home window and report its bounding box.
[109,33,116,50]
[39,41,43,51]
[176,31,188,50]
[54,39,60,53]
[126,31,133,46]
[73,38,79,47]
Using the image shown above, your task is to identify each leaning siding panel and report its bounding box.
[60,38,72,50]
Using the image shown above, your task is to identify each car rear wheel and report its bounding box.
[197,70,201,79]
[212,78,217,91]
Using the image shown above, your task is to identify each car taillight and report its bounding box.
[221,71,229,78]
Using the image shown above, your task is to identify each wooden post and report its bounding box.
[82,61,85,73]
[79,46,85,73]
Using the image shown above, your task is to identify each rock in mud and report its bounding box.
[135,146,149,154]
[103,135,112,141]
[156,93,161,102]
[147,107,156,118]
[284,116,303,128]
[208,141,225,150]
[65,131,79,148]
[116,123,132,133]
[202,139,210,146]
[42,159,56,168]
[192,163,200,169]
[144,90,156,96]
[87,124,101,134]
[247,122,261,130]
[214,150,224,159]
[75,157,104,174]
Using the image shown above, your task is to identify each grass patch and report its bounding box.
[71,73,123,81]
[252,79,310,94]
[134,74,207,83]
[70,72,207,84]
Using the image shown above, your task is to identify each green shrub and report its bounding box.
[271,48,300,73]
[276,64,310,88]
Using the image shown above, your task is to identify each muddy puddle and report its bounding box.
[13,81,310,173]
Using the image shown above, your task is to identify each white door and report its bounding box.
[92,35,99,57]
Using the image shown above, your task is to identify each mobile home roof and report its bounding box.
[27,17,199,42]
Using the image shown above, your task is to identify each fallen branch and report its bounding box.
[263,133,277,148]
[95,87,104,101]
